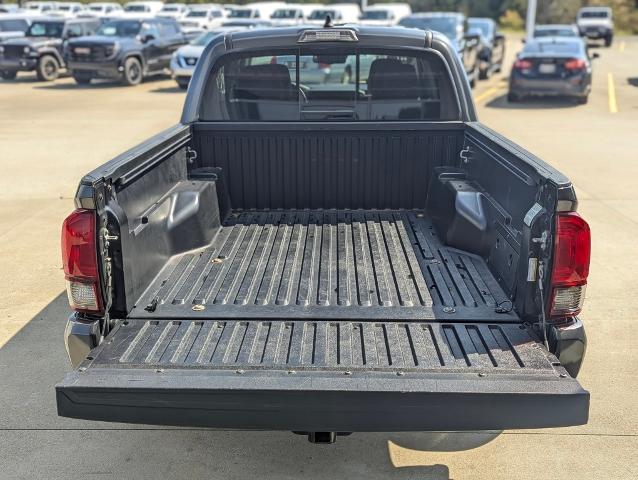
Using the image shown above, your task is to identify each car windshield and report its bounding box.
[271,9,297,19]
[58,5,72,11]
[97,20,141,37]
[89,5,103,11]
[361,11,389,20]
[580,11,608,19]
[468,19,493,38]
[187,10,207,17]
[399,17,458,39]
[26,21,64,37]
[124,5,148,12]
[228,9,252,18]
[162,6,180,12]
[191,30,218,46]
[534,27,576,38]
[308,9,335,20]
[0,19,29,32]
[201,48,459,122]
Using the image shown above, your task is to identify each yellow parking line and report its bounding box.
[608,73,618,113]
[474,86,502,104]
[619,41,626,52]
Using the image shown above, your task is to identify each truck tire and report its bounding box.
[121,57,143,86]
[478,66,490,80]
[604,35,613,47]
[176,79,189,90]
[0,70,17,80]
[72,72,92,85]
[36,55,60,81]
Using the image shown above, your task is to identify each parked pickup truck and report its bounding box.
[57,25,590,444]
[65,16,189,85]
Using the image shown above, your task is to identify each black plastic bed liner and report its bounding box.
[56,319,589,431]
[133,210,518,322]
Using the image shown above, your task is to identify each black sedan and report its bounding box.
[508,37,597,104]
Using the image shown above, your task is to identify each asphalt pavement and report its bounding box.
[0,36,637,479]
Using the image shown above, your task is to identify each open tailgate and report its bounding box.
[56,319,589,431]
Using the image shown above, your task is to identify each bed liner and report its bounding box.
[132,210,518,322]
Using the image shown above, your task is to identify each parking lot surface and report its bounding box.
[1,37,637,479]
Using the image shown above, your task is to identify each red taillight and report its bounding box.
[61,209,103,314]
[549,212,591,318]
[564,58,587,71]
[513,58,533,70]
[318,63,330,70]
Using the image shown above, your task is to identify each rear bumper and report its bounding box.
[58,318,589,431]
[580,27,612,38]
[510,75,590,98]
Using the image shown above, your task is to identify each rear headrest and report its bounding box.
[231,63,295,101]
[367,58,421,100]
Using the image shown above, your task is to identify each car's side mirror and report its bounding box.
[141,33,156,43]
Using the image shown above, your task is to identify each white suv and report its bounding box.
[577,6,614,47]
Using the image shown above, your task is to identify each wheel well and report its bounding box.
[39,50,63,66]
[123,53,145,72]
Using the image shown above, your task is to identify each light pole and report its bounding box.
[526,0,537,40]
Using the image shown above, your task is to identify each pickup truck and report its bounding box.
[56,25,590,444]
[65,17,189,86]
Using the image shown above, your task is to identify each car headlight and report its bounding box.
[23,46,30,54]
[107,42,121,57]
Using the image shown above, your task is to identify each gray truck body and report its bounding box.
[56,26,589,439]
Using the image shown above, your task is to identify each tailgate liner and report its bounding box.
[56,319,589,431]
[132,210,518,322]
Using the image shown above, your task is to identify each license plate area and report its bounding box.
[539,63,557,74]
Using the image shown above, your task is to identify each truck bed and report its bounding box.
[133,209,518,322]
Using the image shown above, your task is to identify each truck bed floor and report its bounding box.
[133,210,518,321]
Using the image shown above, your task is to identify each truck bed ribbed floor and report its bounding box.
[132,210,518,321]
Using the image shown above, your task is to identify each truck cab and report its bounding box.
[66,16,188,85]
[0,17,99,80]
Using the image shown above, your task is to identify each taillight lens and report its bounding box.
[549,212,591,318]
[564,58,587,71]
[61,209,103,314]
[513,58,533,70]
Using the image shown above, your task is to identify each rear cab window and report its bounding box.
[200,48,460,121]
